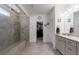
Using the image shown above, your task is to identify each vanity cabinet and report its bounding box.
[56,35,77,55]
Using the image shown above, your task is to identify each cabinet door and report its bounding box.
[66,39,76,47]
[66,45,76,55]
[56,36,60,50]
[56,36,62,50]
[77,48,79,55]
[77,43,79,55]
[56,36,66,54]
[60,41,66,54]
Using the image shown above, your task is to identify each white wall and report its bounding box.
[30,14,51,43]
[48,7,55,48]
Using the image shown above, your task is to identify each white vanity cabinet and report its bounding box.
[65,39,76,55]
[56,35,77,55]
[56,35,66,54]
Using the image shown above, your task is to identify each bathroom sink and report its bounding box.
[62,33,71,36]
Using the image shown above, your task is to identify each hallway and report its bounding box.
[21,42,61,55]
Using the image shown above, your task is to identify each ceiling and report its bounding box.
[20,4,54,14]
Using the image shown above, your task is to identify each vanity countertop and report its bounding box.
[56,34,79,42]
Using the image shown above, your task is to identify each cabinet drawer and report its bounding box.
[66,45,76,55]
[66,39,76,47]
[57,36,65,42]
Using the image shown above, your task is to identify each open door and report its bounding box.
[37,22,43,42]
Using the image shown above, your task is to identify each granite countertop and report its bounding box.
[56,34,79,42]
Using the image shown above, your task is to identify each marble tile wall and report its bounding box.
[19,15,30,41]
[0,13,20,51]
[0,12,30,54]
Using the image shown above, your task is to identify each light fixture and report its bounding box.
[73,5,79,12]
[60,12,67,17]
[0,7,10,16]
[68,8,72,12]
[60,5,79,17]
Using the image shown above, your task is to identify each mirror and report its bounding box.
[56,4,74,34]
[73,10,79,37]
[62,4,79,37]
[56,4,79,37]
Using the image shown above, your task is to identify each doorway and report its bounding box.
[37,22,43,42]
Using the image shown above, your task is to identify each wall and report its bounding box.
[0,12,20,50]
[30,14,51,43]
[19,15,30,41]
[48,7,55,48]
[10,13,20,42]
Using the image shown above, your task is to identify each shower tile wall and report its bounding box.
[0,13,20,51]
[19,15,29,41]
[0,11,30,54]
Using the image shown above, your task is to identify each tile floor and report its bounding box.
[21,42,61,55]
